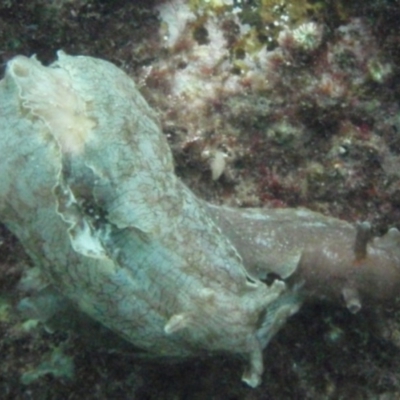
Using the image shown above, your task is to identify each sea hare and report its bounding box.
[0,52,297,387]
[1,52,400,388]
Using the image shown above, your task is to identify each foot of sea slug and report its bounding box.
[241,338,263,388]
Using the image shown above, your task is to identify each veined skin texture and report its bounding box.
[0,52,300,387]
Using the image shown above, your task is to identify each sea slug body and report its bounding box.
[3,52,400,388]
[0,52,299,387]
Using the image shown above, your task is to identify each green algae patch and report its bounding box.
[20,346,74,385]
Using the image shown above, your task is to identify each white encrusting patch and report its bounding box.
[9,54,95,154]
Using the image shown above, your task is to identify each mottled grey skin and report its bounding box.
[2,53,400,388]
[0,52,295,387]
